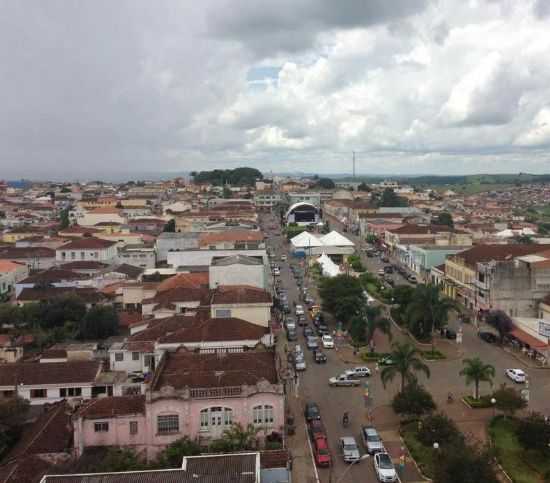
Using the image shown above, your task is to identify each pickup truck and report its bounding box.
[329,374,361,387]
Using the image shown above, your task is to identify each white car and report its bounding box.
[295,305,305,316]
[281,255,287,262]
[505,368,526,383]
[322,335,334,349]
[345,366,371,378]
[374,452,397,482]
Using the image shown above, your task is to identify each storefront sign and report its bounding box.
[538,320,550,338]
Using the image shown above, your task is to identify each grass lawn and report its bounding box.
[401,422,435,478]
[463,394,493,408]
[421,349,446,360]
[490,417,550,483]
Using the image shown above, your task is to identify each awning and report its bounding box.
[509,327,548,349]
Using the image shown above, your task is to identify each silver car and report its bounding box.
[361,426,384,454]
[340,436,361,463]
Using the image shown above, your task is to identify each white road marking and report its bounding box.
[305,425,321,483]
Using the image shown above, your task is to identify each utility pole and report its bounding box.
[352,151,356,179]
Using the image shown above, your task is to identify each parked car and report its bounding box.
[285,317,296,331]
[383,265,393,274]
[329,374,361,387]
[339,436,361,463]
[297,315,308,327]
[378,355,395,366]
[441,328,457,340]
[408,275,418,284]
[344,366,371,378]
[295,305,305,316]
[281,255,287,262]
[304,401,321,422]
[317,323,329,335]
[295,354,307,371]
[505,368,526,383]
[303,326,314,337]
[322,334,334,349]
[478,331,498,343]
[306,336,319,351]
[374,452,397,482]
[313,350,328,363]
[308,418,326,439]
[286,328,297,341]
[361,426,384,454]
[313,435,332,467]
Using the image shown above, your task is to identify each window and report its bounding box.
[30,389,47,399]
[61,251,66,258]
[60,387,82,397]
[215,309,231,318]
[80,251,85,259]
[129,421,138,435]
[132,352,140,361]
[157,414,179,434]
[253,405,274,424]
[94,422,109,432]
[71,251,76,259]
[115,352,124,362]
[199,407,233,431]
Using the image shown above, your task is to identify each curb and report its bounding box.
[502,347,550,370]
[398,434,431,482]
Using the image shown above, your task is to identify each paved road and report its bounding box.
[262,213,550,483]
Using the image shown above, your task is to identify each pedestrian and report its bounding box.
[294,372,298,385]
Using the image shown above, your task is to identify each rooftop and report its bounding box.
[59,237,116,250]
[0,360,100,387]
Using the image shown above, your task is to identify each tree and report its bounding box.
[209,423,258,452]
[516,413,550,453]
[493,385,527,417]
[318,274,365,324]
[163,219,176,232]
[361,305,392,347]
[435,212,454,228]
[59,207,70,229]
[392,383,436,417]
[0,397,29,459]
[392,285,415,308]
[417,413,461,447]
[378,188,408,207]
[514,234,534,244]
[222,186,232,199]
[406,284,459,347]
[156,436,201,467]
[432,443,499,483]
[317,178,335,189]
[40,295,87,330]
[358,182,371,192]
[380,341,430,392]
[94,448,147,472]
[78,306,119,340]
[459,358,495,400]
[486,310,513,344]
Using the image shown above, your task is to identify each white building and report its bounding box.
[209,255,267,289]
[56,237,117,264]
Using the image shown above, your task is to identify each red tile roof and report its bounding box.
[450,244,550,267]
[143,287,210,306]
[129,314,202,342]
[157,272,209,292]
[199,230,263,246]
[153,349,278,390]
[0,361,100,386]
[158,317,268,344]
[59,237,116,250]
[78,395,145,419]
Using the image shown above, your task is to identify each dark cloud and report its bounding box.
[208,0,430,56]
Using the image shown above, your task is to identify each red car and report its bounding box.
[308,418,326,440]
[313,435,331,467]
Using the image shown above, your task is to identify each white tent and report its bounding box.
[316,253,341,277]
[496,227,536,239]
[320,230,355,247]
[290,231,322,249]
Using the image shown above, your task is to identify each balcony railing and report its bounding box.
[190,386,243,399]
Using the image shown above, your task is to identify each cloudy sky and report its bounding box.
[2,0,550,179]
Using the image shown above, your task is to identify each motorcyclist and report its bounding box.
[447,392,454,403]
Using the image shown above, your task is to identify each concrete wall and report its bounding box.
[210,304,271,327]
[209,264,266,289]
[155,233,200,262]
[167,249,268,268]
[56,245,117,264]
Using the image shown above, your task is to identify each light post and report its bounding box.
[491,397,497,418]
[333,454,370,483]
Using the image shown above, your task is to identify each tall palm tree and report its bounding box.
[459,357,495,400]
[380,341,431,393]
[406,284,460,350]
[363,305,392,347]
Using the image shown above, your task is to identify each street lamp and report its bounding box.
[491,397,497,418]
[333,454,370,483]
[433,442,439,451]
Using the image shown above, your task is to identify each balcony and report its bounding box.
[189,386,243,399]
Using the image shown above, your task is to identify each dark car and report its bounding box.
[383,265,393,274]
[304,402,321,422]
[286,329,297,341]
[441,328,457,340]
[303,326,314,337]
[313,350,328,363]
[317,323,329,335]
[479,331,498,343]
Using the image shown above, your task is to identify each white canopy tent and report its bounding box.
[290,231,322,249]
[319,230,355,247]
[316,252,341,277]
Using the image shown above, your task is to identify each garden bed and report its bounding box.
[360,351,389,363]
[421,349,446,361]
[463,394,493,409]
[490,416,550,483]
[401,421,435,479]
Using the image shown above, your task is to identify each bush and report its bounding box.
[392,383,436,418]
[493,385,527,417]
[360,351,389,362]
[156,437,201,468]
[417,413,462,447]
[421,349,446,360]
[516,412,550,453]
[463,394,493,408]
[78,306,119,340]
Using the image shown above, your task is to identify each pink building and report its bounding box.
[74,349,285,460]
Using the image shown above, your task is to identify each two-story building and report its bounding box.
[56,237,117,264]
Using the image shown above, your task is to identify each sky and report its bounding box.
[2,0,550,179]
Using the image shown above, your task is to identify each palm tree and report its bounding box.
[380,341,431,393]
[406,284,460,350]
[459,357,495,400]
[363,305,392,347]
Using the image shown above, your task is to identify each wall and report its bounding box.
[210,304,271,327]
[155,233,200,262]
[167,249,268,268]
[209,264,266,289]
[56,245,117,264]
[14,384,93,405]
